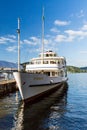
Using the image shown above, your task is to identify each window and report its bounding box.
[44,61,48,64]
[46,54,49,57]
[50,54,52,57]
[52,72,55,76]
[58,61,60,64]
[45,72,50,76]
[54,54,56,56]
[50,61,56,64]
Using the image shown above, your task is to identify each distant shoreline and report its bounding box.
[67,66,87,73]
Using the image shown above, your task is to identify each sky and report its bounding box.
[0,0,87,67]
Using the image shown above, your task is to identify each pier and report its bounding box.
[0,79,18,96]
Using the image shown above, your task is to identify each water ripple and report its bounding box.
[0,73,87,130]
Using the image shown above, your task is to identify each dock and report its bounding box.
[0,79,18,96]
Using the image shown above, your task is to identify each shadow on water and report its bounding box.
[12,82,68,130]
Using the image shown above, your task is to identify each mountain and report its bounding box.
[0,61,18,68]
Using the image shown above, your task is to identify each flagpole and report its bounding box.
[42,7,44,64]
[17,18,20,71]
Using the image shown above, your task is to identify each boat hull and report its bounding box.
[13,72,67,102]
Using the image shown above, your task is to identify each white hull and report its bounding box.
[13,72,67,101]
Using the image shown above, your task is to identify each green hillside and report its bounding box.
[67,66,87,73]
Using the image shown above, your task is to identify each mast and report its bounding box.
[17,18,20,71]
[42,7,44,64]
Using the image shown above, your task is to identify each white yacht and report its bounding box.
[13,12,68,102]
[14,50,67,102]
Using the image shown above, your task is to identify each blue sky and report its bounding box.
[0,0,87,67]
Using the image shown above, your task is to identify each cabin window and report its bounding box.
[46,54,49,57]
[54,54,56,56]
[52,72,55,76]
[58,72,59,76]
[55,72,58,76]
[45,72,50,76]
[31,62,34,64]
[58,61,60,64]
[50,61,56,64]
[37,61,41,64]
[50,61,52,64]
[60,71,64,77]
[44,61,48,64]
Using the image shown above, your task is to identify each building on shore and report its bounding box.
[0,61,18,80]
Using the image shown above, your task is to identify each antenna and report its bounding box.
[17,18,20,71]
[42,7,44,64]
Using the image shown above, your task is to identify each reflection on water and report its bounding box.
[12,82,68,130]
[0,91,20,130]
[1,73,87,129]
[12,102,24,130]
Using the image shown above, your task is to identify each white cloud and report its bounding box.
[65,30,83,36]
[6,46,17,52]
[23,36,40,45]
[7,35,16,39]
[52,26,87,43]
[0,37,7,44]
[54,20,70,26]
[44,38,53,45]
[22,24,87,46]
[81,24,87,31]
[65,29,87,41]
[23,39,33,45]
[30,36,39,42]
[54,34,74,43]
[55,35,67,42]
[0,35,16,44]
[50,27,60,33]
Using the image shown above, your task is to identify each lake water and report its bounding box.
[0,73,87,130]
